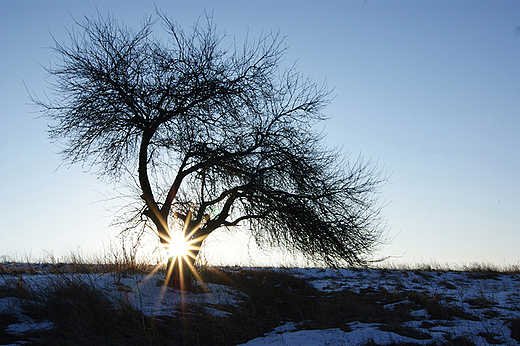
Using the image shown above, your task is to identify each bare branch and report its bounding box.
[34,10,387,269]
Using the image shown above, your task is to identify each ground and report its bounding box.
[1,262,519,345]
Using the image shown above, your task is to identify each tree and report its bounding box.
[34,12,386,288]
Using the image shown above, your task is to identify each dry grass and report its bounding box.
[375,261,520,274]
[2,256,519,345]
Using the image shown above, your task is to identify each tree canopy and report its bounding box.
[35,12,386,268]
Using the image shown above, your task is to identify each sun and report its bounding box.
[134,213,212,316]
[165,231,191,261]
[160,226,208,292]
[154,211,213,292]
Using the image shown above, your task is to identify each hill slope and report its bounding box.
[1,263,519,345]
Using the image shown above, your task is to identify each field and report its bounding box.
[1,261,520,345]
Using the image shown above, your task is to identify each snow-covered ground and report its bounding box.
[241,267,520,345]
[1,263,519,345]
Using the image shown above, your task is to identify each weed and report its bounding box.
[441,336,477,346]
[439,280,457,290]
[360,336,476,346]
[509,318,520,343]
[21,280,153,345]
[1,260,519,345]
[477,331,502,344]
[465,296,497,309]
[406,291,475,321]
[0,312,21,345]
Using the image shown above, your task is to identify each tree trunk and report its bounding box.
[160,222,211,290]
[162,235,202,291]
[165,256,194,291]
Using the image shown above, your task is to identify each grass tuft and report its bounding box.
[509,318,520,343]
[1,257,519,345]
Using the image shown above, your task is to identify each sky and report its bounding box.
[1,0,519,267]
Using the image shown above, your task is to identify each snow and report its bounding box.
[0,296,26,316]
[238,322,445,346]
[5,321,54,335]
[239,328,363,346]
[1,264,520,345]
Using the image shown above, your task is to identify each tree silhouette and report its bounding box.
[34,12,386,288]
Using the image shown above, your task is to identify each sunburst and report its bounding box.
[164,230,195,264]
[132,210,211,318]
[161,210,209,291]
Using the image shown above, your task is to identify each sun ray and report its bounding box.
[144,210,216,316]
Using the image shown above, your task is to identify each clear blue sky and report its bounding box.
[1,1,519,266]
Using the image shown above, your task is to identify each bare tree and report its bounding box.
[34,11,386,288]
